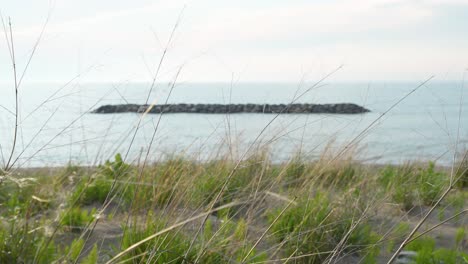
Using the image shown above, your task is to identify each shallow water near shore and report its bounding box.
[0,81,467,167]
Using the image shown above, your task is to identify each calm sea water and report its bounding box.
[0,81,467,167]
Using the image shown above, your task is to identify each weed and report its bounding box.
[454,150,468,189]
[455,227,465,248]
[70,176,113,206]
[416,162,447,206]
[0,220,56,263]
[198,217,267,263]
[379,164,416,210]
[283,156,308,186]
[267,192,377,263]
[100,153,132,179]
[120,215,194,263]
[61,207,96,232]
[404,235,468,264]
[65,238,85,263]
[81,244,99,264]
[379,162,448,209]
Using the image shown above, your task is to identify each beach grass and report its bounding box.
[0,150,466,264]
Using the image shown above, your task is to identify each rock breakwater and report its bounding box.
[92,103,370,114]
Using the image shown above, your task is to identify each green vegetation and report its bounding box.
[404,236,468,264]
[267,193,380,264]
[379,162,449,210]
[0,153,466,263]
[61,207,96,232]
[456,150,468,189]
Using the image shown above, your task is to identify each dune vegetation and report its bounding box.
[0,147,467,263]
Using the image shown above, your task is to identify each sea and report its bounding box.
[0,81,467,167]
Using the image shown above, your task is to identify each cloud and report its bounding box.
[424,0,468,5]
[14,1,185,38]
[1,0,467,82]
[178,0,433,51]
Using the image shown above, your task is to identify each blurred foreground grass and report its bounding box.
[0,151,467,263]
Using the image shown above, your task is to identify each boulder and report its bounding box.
[91,103,370,114]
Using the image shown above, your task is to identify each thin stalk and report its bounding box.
[4,18,19,171]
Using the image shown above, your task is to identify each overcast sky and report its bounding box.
[1,0,468,83]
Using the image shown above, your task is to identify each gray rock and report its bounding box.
[91,103,370,114]
[395,251,418,264]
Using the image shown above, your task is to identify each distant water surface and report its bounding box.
[0,81,467,167]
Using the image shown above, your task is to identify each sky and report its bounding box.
[1,0,468,83]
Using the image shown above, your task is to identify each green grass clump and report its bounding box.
[314,162,357,188]
[403,235,468,264]
[455,227,466,248]
[267,192,378,263]
[80,244,98,264]
[0,176,54,218]
[56,238,99,264]
[379,164,416,210]
[191,155,269,210]
[69,154,135,207]
[197,217,267,263]
[386,222,411,253]
[121,215,195,263]
[416,162,447,206]
[60,207,96,232]
[121,212,267,264]
[100,153,132,179]
[0,220,57,264]
[138,157,195,207]
[405,236,436,262]
[63,238,86,263]
[379,162,448,210]
[455,151,468,189]
[70,176,113,206]
[282,156,308,186]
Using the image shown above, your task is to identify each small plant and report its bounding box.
[100,153,131,179]
[438,207,445,221]
[120,215,194,263]
[404,235,468,264]
[64,238,85,263]
[455,227,465,248]
[70,176,113,206]
[283,156,308,186]
[69,155,135,207]
[140,157,192,207]
[0,220,57,263]
[379,165,416,210]
[455,150,468,189]
[379,163,448,209]
[386,222,411,253]
[61,207,96,232]
[405,236,436,263]
[191,156,266,211]
[81,244,99,264]
[267,192,377,263]
[313,162,357,188]
[198,217,267,263]
[416,162,447,206]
